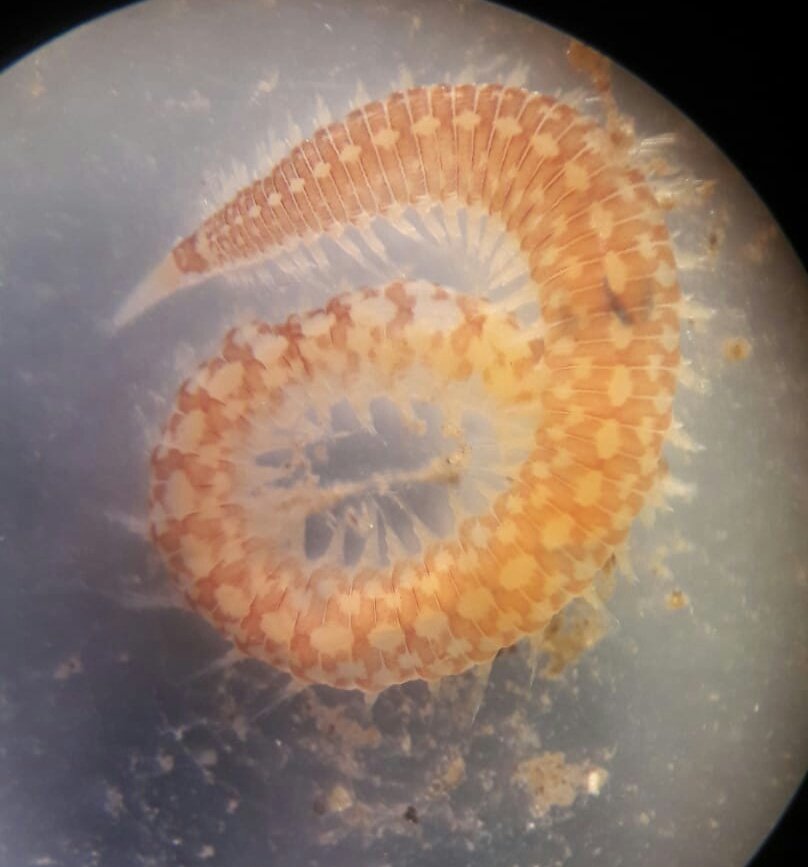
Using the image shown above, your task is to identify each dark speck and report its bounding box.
[602,277,632,325]
[404,805,419,824]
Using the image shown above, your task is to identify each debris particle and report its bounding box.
[666,589,690,611]
[513,752,608,818]
[326,784,353,813]
[722,337,752,362]
[196,749,218,767]
[53,654,82,680]
[104,786,124,819]
[403,805,419,824]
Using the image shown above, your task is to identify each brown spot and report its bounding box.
[665,589,689,611]
[722,337,751,362]
[567,40,611,93]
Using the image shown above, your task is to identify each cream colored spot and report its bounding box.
[372,127,400,148]
[617,176,639,202]
[349,294,399,329]
[368,624,405,653]
[456,548,479,572]
[313,162,331,179]
[396,565,418,590]
[361,580,387,600]
[412,115,440,136]
[608,365,632,407]
[636,232,657,260]
[252,332,288,366]
[338,143,362,164]
[551,336,576,356]
[413,608,450,640]
[310,623,354,655]
[551,382,573,402]
[654,261,677,288]
[661,325,679,353]
[526,599,555,625]
[500,554,535,590]
[301,311,333,339]
[496,610,523,634]
[604,251,629,295]
[396,651,422,670]
[468,522,491,548]
[571,355,593,381]
[289,177,305,193]
[215,585,251,619]
[179,536,216,577]
[538,245,559,267]
[505,493,525,515]
[595,419,621,460]
[589,202,614,239]
[446,637,472,657]
[611,506,635,531]
[260,364,287,389]
[541,515,572,550]
[205,362,244,401]
[164,471,198,517]
[454,110,481,131]
[575,470,603,507]
[653,391,673,415]
[563,162,589,191]
[172,409,206,450]
[609,319,633,350]
[267,192,282,206]
[336,593,362,617]
[432,548,454,573]
[477,635,501,654]
[260,609,296,644]
[636,417,656,446]
[530,132,560,157]
[457,586,495,620]
[494,116,522,136]
[335,660,368,681]
[496,519,518,545]
[419,570,441,595]
[529,185,546,207]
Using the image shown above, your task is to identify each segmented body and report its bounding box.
[135,84,680,692]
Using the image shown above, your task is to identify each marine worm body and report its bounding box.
[130,84,680,692]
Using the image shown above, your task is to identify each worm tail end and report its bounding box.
[112,252,185,331]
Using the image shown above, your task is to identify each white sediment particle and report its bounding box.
[251,69,279,102]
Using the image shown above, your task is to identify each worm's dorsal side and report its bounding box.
[137,84,680,691]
